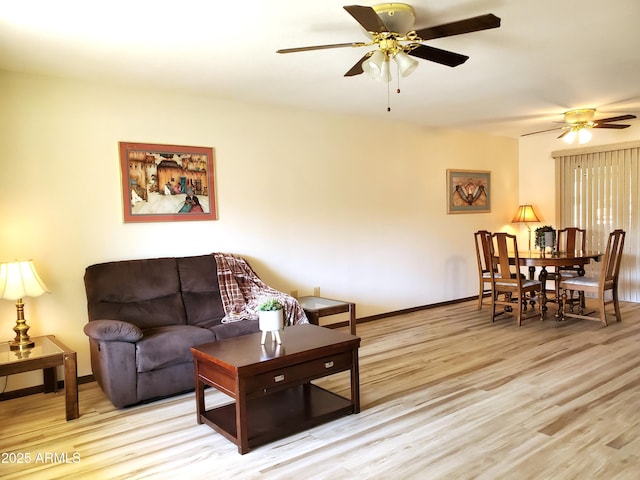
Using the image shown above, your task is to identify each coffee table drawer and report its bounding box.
[251,352,352,393]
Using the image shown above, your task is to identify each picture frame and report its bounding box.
[119,142,217,223]
[447,169,491,214]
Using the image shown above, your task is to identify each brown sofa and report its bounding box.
[83,254,266,408]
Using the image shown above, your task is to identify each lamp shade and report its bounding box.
[394,51,418,77]
[511,204,540,223]
[362,50,386,78]
[563,129,577,144]
[363,50,391,82]
[578,128,592,144]
[0,260,49,301]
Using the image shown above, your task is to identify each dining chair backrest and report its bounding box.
[556,227,586,253]
[474,230,493,276]
[600,229,626,288]
[490,232,520,286]
[474,230,493,310]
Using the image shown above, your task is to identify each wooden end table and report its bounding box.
[297,295,357,335]
[191,324,360,454]
[0,335,79,421]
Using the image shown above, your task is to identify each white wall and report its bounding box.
[0,71,518,390]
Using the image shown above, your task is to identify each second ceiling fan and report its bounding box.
[522,108,637,144]
[276,4,501,80]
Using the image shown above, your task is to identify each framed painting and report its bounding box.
[119,142,217,223]
[447,169,491,214]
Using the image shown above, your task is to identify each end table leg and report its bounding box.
[63,352,79,420]
[351,348,360,414]
[306,311,320,326]
[43,367,57,393]
[349,303,356,336]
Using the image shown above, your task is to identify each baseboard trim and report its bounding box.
[325,296,476,329]
[0,374,95,401]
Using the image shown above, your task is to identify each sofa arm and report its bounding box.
[83,319,143,342]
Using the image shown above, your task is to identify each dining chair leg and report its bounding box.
[598,295,608,327]
[613,286,622,323]
[516,293,523,327]
[491,293,497,323]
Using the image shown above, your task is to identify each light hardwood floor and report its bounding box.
[2,299,640,480]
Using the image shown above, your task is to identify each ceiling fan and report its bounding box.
[276,4,501,81]
[522,108,637,144]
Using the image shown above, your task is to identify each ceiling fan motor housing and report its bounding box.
[372,3,416,34]
[564,108,596,124]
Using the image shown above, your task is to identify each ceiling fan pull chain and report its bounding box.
[387,77,391,112]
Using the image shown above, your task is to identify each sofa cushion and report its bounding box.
[177,255,226,329]
[136,325,215,372]
[85,257,187,328]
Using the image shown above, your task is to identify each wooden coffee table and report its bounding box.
[190,324,360,454]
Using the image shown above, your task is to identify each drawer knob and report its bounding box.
[274,374,285,382]
[324,361,334,369]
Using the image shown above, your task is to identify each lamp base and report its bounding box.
[10,339,35,351]
[10,299,35,350]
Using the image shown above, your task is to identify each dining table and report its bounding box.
[514,250,602,317]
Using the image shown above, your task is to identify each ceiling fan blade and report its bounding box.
[344,53,371,77]
[414,14,501,41]
[593,123,631,129]
[408,44,468,67]
[520,127,563,137]
[593,114,637,123]
[344,5,388,33]
[277,42,366,54]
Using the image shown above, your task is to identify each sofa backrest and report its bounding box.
[84,257,187,329]
[176,254,226,329]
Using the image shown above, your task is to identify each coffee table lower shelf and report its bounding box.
[200,384,353,451]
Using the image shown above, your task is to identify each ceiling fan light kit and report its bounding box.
[523,108,637,143]
[562,127,592,145]
[276,3,501,108]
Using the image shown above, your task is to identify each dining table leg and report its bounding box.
[538,267,548,312]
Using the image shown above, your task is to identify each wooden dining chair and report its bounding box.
[474,230,493,310]
[555,227,587,306]
[490,232,543,326]
[559,229,625,326]
[555,227,587,273]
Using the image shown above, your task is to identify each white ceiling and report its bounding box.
[1,0,639,139]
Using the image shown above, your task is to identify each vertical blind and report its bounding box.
[554,141,640,302]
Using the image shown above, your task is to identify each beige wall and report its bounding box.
[0,71,518,390]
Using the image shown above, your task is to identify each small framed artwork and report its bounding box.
[447,169,491,214]
[119,142,217,223]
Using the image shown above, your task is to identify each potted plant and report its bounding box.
[535,225,556,251]
[257,298,284,344]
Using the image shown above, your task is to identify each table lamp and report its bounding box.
[511,204,540,252]
[0,260,50,350]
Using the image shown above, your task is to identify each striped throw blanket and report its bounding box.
[213,252,307,326]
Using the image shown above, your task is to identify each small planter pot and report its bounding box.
[259,310,283,344]
[544,231,555,249]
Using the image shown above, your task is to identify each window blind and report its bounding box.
[553,141,640,302]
